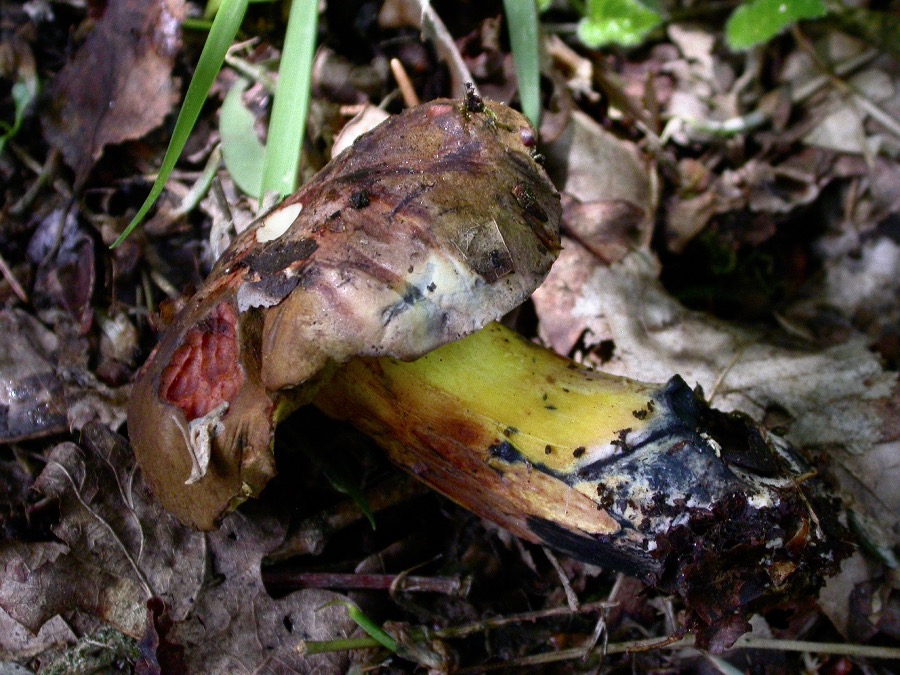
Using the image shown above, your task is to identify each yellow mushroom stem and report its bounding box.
[313,322,849,646]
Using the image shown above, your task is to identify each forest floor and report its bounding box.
[0,1,898,672]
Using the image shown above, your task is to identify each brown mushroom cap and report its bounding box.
[128,98,562,529]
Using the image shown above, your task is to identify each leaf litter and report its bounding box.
[0,0,898,671]
[41,0,187,188]
[1,423,355,672]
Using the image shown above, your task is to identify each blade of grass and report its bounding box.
[259,0,318,200]
[503,0,541,129]
[112,0,249,248]
[321,600,399,653]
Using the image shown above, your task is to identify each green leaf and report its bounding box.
[112,0,250,247]
[726,0,827,50]
[220,79,265,197]
[503,0,542,128]
[0,80,36,157]
[260,0,318,199]
[577,0,662,48]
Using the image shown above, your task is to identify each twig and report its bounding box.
[262,571,470,597]
[791,27,900,139]
[10,147,61,217]
[0,248,29,303]
[298,626,900,666]
[389,58,420,108]
[542,546,579,612]
[417,0,477,99]
[298,600,616,655]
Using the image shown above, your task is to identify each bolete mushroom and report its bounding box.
[128,97,561,530]
[313,323,850,646]
[129,96,848,648]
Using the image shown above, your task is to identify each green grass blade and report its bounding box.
[112,0,249,248]
[259,0,318,200]
[504,0,542,129]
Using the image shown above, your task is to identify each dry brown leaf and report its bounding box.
[0,424,356,670]
[0,608,76,661]
[0,309,68,443]
[26,209,95,333]
[531,237,604,356]
[167,508,355,673]
[0,425,206,637]
[41,0,187,185]
[543,111,655,262]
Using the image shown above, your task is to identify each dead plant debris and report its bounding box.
[0,1,897,672]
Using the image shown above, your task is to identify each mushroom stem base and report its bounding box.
[314,322,850,651]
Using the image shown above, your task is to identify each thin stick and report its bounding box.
[0,248,28,303]
[542,546,579,612]
[298,627,900,665]
[389,58,420,108]
[262,571,469,596]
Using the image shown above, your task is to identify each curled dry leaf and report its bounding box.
[0,424,355,670]
[542,111,655,262]
[0,424,206,638]
[41,0,187,186]
[128,98,561,529]
[0,310,68,443]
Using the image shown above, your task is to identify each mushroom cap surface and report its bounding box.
[128,98,561,529]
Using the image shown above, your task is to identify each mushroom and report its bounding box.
[314,322,850,647]
[129,96,848,649]
[128,97,561,530]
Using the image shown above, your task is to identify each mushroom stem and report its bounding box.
[314,322,849,648]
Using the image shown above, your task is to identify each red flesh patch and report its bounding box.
[426,103,454,118]
[159,302,244,421]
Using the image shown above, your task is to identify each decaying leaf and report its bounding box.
[128,98,560,530]
[542,110,655,264]
[26,209,95,334]
[0,310,67,443]
[166,508,356,673]
[0,424,355,671]
[0,424,205,637]
[41,0,187,185]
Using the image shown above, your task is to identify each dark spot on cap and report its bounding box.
[611,429,632,453]
[573,446,586,458]
[545,445,553,455]
[246,238,318,275]
[511,181,548,223]
[349,190,370,209]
